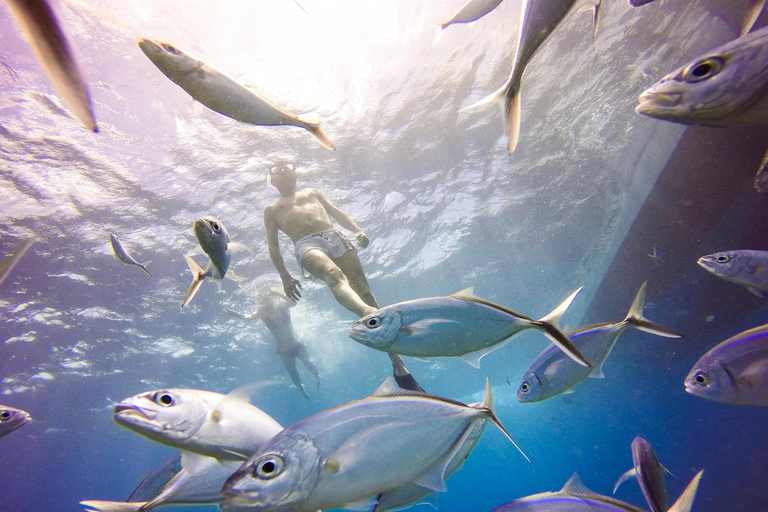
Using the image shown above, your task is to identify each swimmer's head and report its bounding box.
[268,161,297,193]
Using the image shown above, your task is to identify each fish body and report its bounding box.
[82,452,241,512]
[137,38,334,150]
[349,287,590,368]
[113,388,283,460]
[697,250,768,297]
[126,454,183,502]
[489,471,702,512]
[461,0,600,154]
[432,0,504,45]
[685,323,768,406]
[0,405,31,438]
[0,237,35,289]
[221,378,521,512]
[636,26,768,126]
[517,282,681,403]
[629,0,765,36]
[4,0,97,130]
[613,437,669,512]
[109,234,151,276]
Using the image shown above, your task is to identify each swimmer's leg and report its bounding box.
[279,353,309,400]
[301,249,376,317]
[296,344,321,390]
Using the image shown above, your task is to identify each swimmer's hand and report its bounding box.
[356,231,369,248]
[282,276,302,301]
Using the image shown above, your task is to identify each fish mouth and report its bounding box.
[113,403,155,422]
[695,257,715,272]
[220,491,261,511]
[347,325,365,342]
[636,91,683,114]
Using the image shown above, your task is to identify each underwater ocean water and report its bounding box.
[1,0,768,510]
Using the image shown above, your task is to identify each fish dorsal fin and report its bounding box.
[450,288,532,320]
[369,376,428,398]
[211,381,281,421]
[561,473,601,499]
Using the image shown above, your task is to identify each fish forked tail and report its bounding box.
[623,281,683,338]
[474,378,530,462]
[742,0,766,36]
[138,260,152,277]
[459,75,523,155]
[305,121,336,151]
[667,470,704,512]
[80,500,146,512]
[535,287,591,367]
[576,0,602,38]
[181,255,205,308]
[429,23,448,47]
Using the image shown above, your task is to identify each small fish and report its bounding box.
[220,378,525,512]
[182,216,252,308]
[636,26,768,126]
[685,323,768,406]
[613,437,674,512]
[697,250,768,298]
[431,0,504,47]
[755,148,768,192]
[4,0,97,130]
[349,287,590,368]
[113,387,283,460]
[0,237,35,289]
[489,470,703,512]
[82,451,241,512]
[517,282,681,403]
[629,0,765,37]
[109,234,151,276]
[461,0,601,154]
[0,405,31,438]
[137,38,334,150]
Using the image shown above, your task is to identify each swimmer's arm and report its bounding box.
[313,189,369,247]
[265,205,302,301]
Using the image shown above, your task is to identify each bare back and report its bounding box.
[269,189,335,243]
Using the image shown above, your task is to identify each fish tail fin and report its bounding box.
[742,0,765,36]
[459,78,509,113]
[80,501,145,512]
[430,23,447,47]
[576,0,602,38]
[139,260,152,277]
[505,84,522,154]
[181,255,205,308]
[624,281,683,338]
[667,470,704,512]
[305,122,336,150]
[476,378,530,462]
[612,468,636,494]
[535,287,591,368]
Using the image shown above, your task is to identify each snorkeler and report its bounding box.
[263,162,423,392]
[223,279,320,400]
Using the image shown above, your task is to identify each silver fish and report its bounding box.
[517,282,681,403]
[182,216,251,308]
[220,378,525,512]
[4,0,97,130]
[109,234,151,276]
[489,470,703,512]
[126,454,182,503]
[0,405,31,438]
[0,236,35,289]
[697,250,768,298]
[461,0,601,154]
[629,0,766,37]
[82,451,241,512]
[613,437,674,512]
[636,25,768,126]
[113,387,283,460]
[685,323,768,406]
[349,287,590,368]
[432,0,505,47]
[137,38,334,150]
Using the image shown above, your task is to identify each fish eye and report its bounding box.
[154,392,176,407]
[0,411,10,421]
[693,372,710,386]
[519,382,530,393]
[162,43,181,55]
[253,455,283,479]
[716,255,730,263]
[683,57,724,83]
[364,316,382,329]
[211,222,220,233]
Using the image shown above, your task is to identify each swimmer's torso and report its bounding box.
[271,189,335,243]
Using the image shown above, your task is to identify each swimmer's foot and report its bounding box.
[394,371,425,393]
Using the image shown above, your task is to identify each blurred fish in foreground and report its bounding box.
[431,0,504,47]
[488,470,703,512]
[755,149,768,192]
[109,234,151,277]
[614,437,674,512]
[3,0,97,130]
[697,250,768,298]
[137,38,335,150]
[0,405,31,438]
[126,454,182,503]
[0,236,35,289]
[461,0,600,154]
[685,323,768,406]
[629,0,766,37]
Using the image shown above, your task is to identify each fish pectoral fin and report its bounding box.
[79,500,145,512]
[181,451,223,475]
[228,241,254,254]
[402,319,459,336]
[340,496,378,511]
[414,464,448,493]
[612,468,636,494]
[747,286,765,298]
[739,360,768,388]
[459,344,505,368]
[408,355,431,363]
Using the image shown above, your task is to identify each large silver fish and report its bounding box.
[613,437,673,512]
[461,0,601,154]
[431,0,505,47]
[220,378,525,512]
[82,451,242,512]
[0,405,31,438]
[109,234,151,277]
[697,250,768,298]
[517,282,681,403]
[0,237,35,289]
[182,216,251,308]
[685,323,768,406]
[4,0,97,130]
[629,0,766,37]
[113,388,283,460]
[137,38,334,150]
[488,470,703,512]
[636,25,768,126]
[349,287,590,368]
